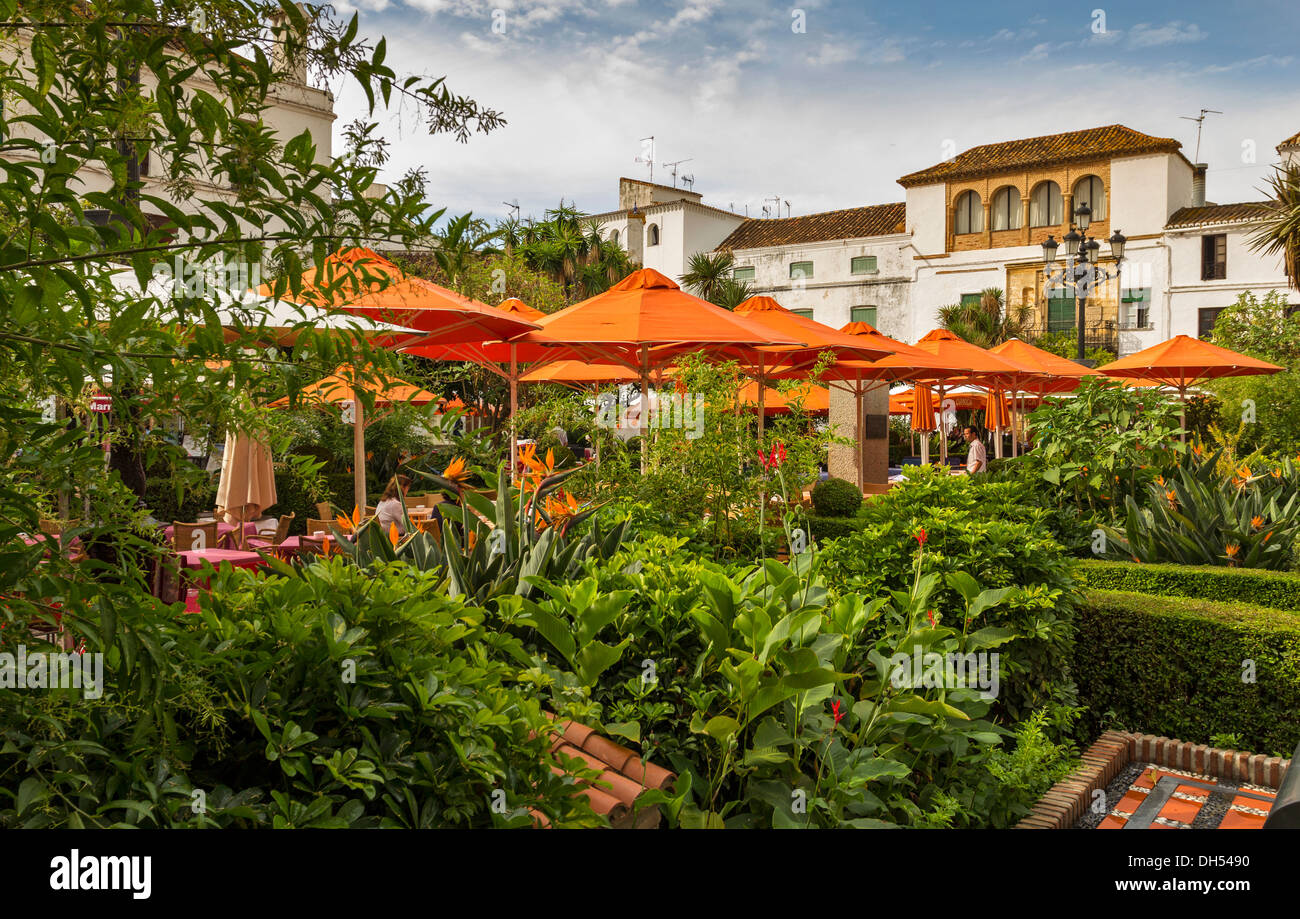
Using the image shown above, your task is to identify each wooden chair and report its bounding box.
[315,502,333,521]
[173,521,219,552]
[306,518,331,536]
[415,518,442,543]
[249,513,295,551]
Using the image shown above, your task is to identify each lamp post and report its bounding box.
[1041,203,1127,364]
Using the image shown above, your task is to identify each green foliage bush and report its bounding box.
[1074,589,1300,755]
[819,465,1080,719]
[811,476,862,517]
[144,465,218,523]
[0,560,601,828]
[1076,559,1300,610]
[807,514,865,542]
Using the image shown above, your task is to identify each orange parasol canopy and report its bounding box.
[909,384,937,432]
[890,387,986,414]
[738,380,830,415]
[1096,335,1284,389]
[519,360,637,385]
[732,297,892,365]
[268,366,441,408]
[494,297,546,321]
[990,338,1100,394]
[874,328,1043,388]
[261,248,541,344]
[983,389,1011,431]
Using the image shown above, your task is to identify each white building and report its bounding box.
[589,125,1297,357]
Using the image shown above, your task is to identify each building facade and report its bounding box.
[592,125,1297,356]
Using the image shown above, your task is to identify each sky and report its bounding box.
[322,0,1300,224]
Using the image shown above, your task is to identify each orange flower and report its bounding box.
[1251,515,1265,530]
[442,456,471,485]
[321,536,333,558]
[1165,489,1177,503]
[1155,475,1164,486]
[466,530,478,550]
[335,513,354,533]
[1192,444,1203,456]
[389,521,400,548]
[1272,468,1282,479]
[1225,543,1240,558]
[1237,465,1252,480]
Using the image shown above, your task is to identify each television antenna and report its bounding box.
[634,136,655,182]
[662,157,693,188]
[1180,108,1222,161]
[681,173,695,192]
[502,199,520,220]
[784,199,791,218]
[763,195,783,219]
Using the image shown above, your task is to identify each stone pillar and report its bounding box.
[1020,197,1031,246]
[827,385,890,486]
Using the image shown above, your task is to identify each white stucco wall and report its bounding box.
[1165,224,1296,338]
[905,184,947,254]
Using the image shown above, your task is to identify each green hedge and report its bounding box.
[807,514,865,542]
[1077,559,1300,612]
[1074,589,1300,755]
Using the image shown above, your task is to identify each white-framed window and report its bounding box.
[850,255,877,275]
[1119,287,1152,330]
[1073,176,1106,221]
[991,186,1021,231]
[1030,181,1063,227]
[850,305,877,326]
[954,190,983,234]
[647,224,660,246]
[790,261,813,280]
[733,266,755,281]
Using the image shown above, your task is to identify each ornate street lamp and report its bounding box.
[1042,202,1126,363]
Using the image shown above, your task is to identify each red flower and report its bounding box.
[757,448,768,468]
[915,528,927,545]
[927,609,935,627]
[831,699,844,725]
[773,442,786,468]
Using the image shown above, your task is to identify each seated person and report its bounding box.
[375,474,413,536]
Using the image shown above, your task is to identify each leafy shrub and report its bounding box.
[0,560,602,828]
[1074,589,1300,756]
[811,476,862,517]
[807,514,865,542]
[144,466,218,523]
[1076,559,1300,610]
[535,432,577,468]
[820,466,1080,719]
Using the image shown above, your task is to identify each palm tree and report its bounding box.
[713,278,754,311]
[681,251,736,303]
[937,287,1030,348]
[435,213,500,288]
[1250,165,1300,292]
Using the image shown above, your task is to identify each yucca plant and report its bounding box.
[1105,450,1300,568]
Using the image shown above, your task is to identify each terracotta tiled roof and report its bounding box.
[897,124,1183,188]
[533,717,675,828]
[1165,202,1271,229]
[1278,130,1300,150]
[718,202,906,250]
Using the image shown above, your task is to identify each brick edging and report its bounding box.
[1016,731,1292,829]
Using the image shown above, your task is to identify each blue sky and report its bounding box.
[328,0,1300,223]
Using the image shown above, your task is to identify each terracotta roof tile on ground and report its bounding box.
[897,124,1183,187]
[1165,202,1272,229]
[718,202,906,250]
[533,716,675,828]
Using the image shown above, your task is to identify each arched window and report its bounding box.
[1073,175,1106,221]
[610,229,620,247]
[1030,181,1063,227]
[991,186,1022,231]
[647,224,660,246]
[954,190,982,234]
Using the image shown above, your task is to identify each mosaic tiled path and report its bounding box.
[1076,763,1276,829]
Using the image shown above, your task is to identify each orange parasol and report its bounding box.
[738,380,830,415]
[984,389,1011,432]
[519,360,637,385]
[990,337,1100,456]
[262,248,541,344]
[1096,335,1284,441]
[270,366,441,511]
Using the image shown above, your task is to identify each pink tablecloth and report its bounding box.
[179,549,267,571]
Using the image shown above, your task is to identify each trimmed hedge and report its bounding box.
[1074,589,1300,755]
[1077,559,1300,612]
[807,514,864,542]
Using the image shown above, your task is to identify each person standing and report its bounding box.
[963,425,987,474]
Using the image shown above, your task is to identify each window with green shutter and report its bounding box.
[960,293,981,308]
[1120,288,1152,330]
[790,261,813,280]
[733,266,755,282]
[1047,291,1075,333]
[851,256,877,275]
[791,309,814,319]
[850,306,877,326]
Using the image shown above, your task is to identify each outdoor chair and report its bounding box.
[306,518,331,536]
[414,518,442,543]
[315,502,333,520]
[249,513,295,552]
[172,521,219,552]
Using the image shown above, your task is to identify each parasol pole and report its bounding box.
[756,351,766,443]
[639,344,650,475]
[937,383,947,466]
[509,344,518,484]
[352,391,367,518]
[854,372,864,489]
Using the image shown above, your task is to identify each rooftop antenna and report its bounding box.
[1180,109,1222,161]
[634,136,655,183]
[662,157,693,188]
[502,199,520,220]
[681,173,695,192]
[784,199,791,218]
[763,195,782,219]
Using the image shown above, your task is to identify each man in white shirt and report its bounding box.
[963,425,987,474]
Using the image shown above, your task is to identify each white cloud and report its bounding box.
[1127,20,1208,48]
